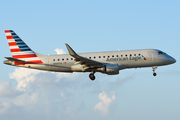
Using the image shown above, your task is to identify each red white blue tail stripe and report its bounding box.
[5,30,43,64]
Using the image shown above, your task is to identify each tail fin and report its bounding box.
[5,30,43,64]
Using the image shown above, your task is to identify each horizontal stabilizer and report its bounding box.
[5,57,30,63]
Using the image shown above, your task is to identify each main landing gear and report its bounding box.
[152,66,157,76]
[89,72,95,80]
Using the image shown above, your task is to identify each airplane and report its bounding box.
[3,30,176,80]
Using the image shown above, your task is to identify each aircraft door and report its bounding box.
[148,51,154,61]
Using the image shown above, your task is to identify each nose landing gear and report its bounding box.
[152,66,157,76]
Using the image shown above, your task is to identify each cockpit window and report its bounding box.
[158,51,163,55]
[158,51,166,55]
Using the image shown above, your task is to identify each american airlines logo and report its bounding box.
[141,55,147,60]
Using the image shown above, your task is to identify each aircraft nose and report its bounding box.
[169,57,176,64]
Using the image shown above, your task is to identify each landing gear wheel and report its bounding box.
[152,66,158,77]
[153,73,157,76]
[89,73,95,80]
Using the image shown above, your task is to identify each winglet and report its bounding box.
[65,44,77,56]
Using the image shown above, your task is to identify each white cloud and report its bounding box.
[94,91,116,116]
[9,68,41,91]
[0,102,21,116]
[2,67,83,119]
[0,102,11,115]
[12,92,38,107]
[0,81,18,98]
[0,66,127,119]
[54,48,66,54]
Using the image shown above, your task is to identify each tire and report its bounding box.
[89,73,95,80]
[153,73,157,76]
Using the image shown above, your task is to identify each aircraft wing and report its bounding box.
[5,57,30,63]
[65,44,104,67]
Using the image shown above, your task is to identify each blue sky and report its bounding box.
[0,0,180,120]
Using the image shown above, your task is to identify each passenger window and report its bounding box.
[94,56,96,59]
[99,56,101,58]
[121,55,123,57]
[139,54,141,56]
[116,55,118,57]
[103,56,105,58]
[71,58,73,60]
[53,59,55,61]
[125,54,127,57]
[130,54,132,56]
[134,54,136,56]
[67,58,68,60]
[58,59,60,61]
[108,56,110,58]
[112,55,114,57]
[89,57,91,59]
[62,59,64,61]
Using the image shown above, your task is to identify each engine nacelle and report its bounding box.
[100,64,119,75]
[71,64,83,72]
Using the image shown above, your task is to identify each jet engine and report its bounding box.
[99,64,119,75]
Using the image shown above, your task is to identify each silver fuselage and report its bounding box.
[4,49,176,73]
